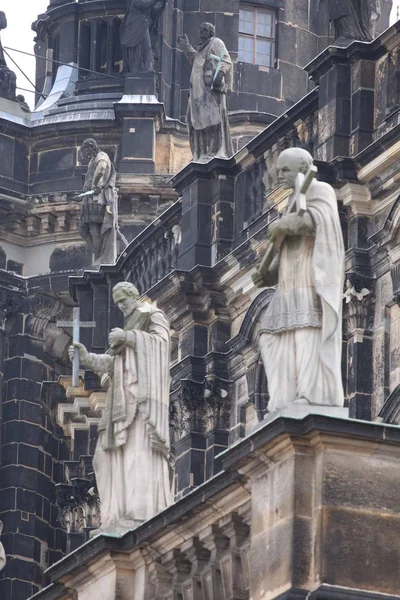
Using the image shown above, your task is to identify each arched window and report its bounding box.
[79,21,91,79]
[96,19,108,74]
[112,18,123,74]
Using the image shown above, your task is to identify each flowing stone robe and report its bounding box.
[258,180,345,411]
[79,150,116,264]
[329,0,377,41]
[0,521,5,571]
[181,36,233,162]
[83,302,172,530]
[120,0,165,72]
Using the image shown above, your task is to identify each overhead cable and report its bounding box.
[4,46,123,81]
[2,47,46,100]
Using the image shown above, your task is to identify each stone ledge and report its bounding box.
[29,415,400,600]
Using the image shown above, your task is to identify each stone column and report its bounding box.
[173,159,236,270]
[307,48,352,161]
[115,96,164,175]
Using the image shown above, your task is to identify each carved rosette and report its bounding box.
[57,483,101,535]
[343,276,375,334]
[170,379,231,444]
[203,379,231,434]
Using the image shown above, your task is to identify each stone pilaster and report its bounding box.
[173,159,237,270]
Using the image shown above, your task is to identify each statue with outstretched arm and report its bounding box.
[69,282,173,532]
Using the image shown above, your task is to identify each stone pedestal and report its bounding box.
[125,73,157,96]
[30,416,400,600]
[307,43,376,160]
[262,403,349,426]
[172,158,236,270]
[114,80,164,175]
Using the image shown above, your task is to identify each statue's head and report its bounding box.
[199,22,215,41]
[79,138,99,164]
[0,12,7,31]
[277,148,314,189]
[112,282,140,318]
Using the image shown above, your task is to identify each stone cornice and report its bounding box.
[36,415,400,589]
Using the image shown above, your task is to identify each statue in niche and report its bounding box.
[0,521,5,571]
[120,0,167,73]
[0,11,16,101]
[328,0,378,42]
[69,282,173,532]
[77,139,117,266]
[252,148,345,412]
[178,23,233,163]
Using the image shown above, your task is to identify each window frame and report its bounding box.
[238,4,276,68]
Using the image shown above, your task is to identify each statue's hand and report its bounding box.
[252,269,265,288]
[68,343,89,364]
[267,220,282,242]
[213,71,225,89]
[109,328,127,348]
[178,34,189,47]
[92,185,101,196]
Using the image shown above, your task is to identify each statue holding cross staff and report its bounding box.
[68,282,173,532]
[252,148,345,412]
[178,23,233,163]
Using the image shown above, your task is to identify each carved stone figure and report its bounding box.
[0,11,16,101]
[253,148,345,412]
[69,282,173,531]
[328,0,377,41]
[0,521,6,571]
[178,23,233,163]
[120,0,167,73]
[77,139,117,265]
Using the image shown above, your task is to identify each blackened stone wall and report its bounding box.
[0,276,70,599]
[160,0,334,121]
[35,0,359,126]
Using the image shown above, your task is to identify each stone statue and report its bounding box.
[178,23,233,163]
[0,521,6,571]
[252,148,345,412]
[77,139,117,266]
[69,282,173,531]
[0,11,16,101]
[328,0,378,41]
[120,0,167,73]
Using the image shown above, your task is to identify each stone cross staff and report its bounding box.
[57,308,96,387]
[256,164,317,278]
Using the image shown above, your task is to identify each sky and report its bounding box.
[1,0,48,107]
[0,0,400,109]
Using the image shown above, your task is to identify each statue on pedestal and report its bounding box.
[77,139,117,266]
[120,0,167,73]
[252,149,345,412]
[69,282,173,531]
[328,0,378,42]
[178,23,233,163]
[0,11,16,101]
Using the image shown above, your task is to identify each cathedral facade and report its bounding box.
[0,0,399,599]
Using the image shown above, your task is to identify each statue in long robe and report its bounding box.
[120,0,167,73]
[178,23,233,163]
[0,521,5,572]
[77,138,116,265]
[70,282,173,531]
[0,11,16,101]
[328,0,378,41]
[253,149,345,411]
